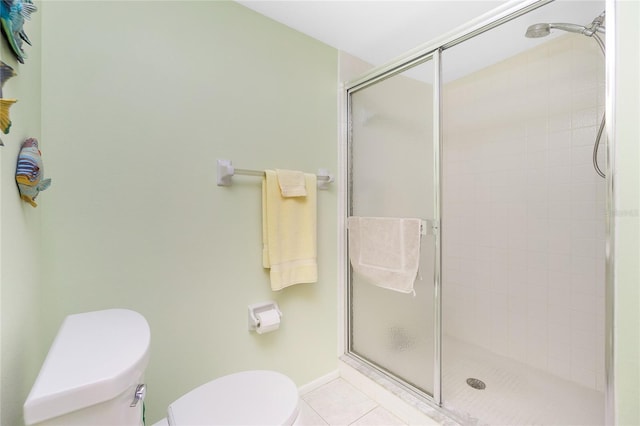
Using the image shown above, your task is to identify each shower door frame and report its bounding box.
[344,49,443,405]
[342,0,616,421]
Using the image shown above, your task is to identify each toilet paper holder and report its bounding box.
[248,301,282,331]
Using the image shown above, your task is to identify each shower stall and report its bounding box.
[343,1,610,424]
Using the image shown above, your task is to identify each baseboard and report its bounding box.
[298,369,340,395]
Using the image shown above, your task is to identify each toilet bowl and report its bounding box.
[154,370,300,426]
[24,309,299,426]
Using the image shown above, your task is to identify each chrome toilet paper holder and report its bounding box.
[248,301,282,331]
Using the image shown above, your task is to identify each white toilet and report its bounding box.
[152,370,300,426]
[23,309,300,426]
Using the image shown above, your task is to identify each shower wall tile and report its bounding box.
[548,356,572,380]
[549,324,572,359]
[549,113,573,132]
[442,34,605,391]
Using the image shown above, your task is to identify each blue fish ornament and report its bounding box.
[16,138,51,207]
[0,0,37,64]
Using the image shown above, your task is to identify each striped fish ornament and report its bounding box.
[15,138,51,207]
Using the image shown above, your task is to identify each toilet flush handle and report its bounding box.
[130,384,146,407]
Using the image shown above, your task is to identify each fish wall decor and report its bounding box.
[16,138,51,207]
[0,60,17,139]
[0,0,37,64]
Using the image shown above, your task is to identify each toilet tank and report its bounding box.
[23,309,151,426]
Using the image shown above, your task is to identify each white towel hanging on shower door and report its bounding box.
[347,216,422,295]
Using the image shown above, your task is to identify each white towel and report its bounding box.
[347,216,422,294]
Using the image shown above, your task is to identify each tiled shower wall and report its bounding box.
[442,35,605,391]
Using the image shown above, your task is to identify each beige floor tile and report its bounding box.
[297,399,329,425]
[350,406,407,426]
[302,378,378,425]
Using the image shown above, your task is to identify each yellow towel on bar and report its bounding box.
[276,169,307,197]
[262,170,317,290]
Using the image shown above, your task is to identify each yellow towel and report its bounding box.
[276,169,307,197]
[262,170,317,290]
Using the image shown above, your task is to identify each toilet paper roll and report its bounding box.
[256,309,280,334]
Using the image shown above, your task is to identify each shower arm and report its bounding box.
[587,11,606,36]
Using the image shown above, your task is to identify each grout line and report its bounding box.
[347,404,379,426]
[302,400,330,426]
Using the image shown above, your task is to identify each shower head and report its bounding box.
[525,11,606,39]
[525,23,551,38]
[525,22,589,38]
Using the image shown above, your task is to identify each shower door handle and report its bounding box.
[422,219,438,236]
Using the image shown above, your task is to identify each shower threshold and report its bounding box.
[339,354,463,426]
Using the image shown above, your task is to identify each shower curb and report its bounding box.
[339,355,462,426]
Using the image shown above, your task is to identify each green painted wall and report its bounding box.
[613,1,640,424]
[0,6,43,426]
[39,1,337,423]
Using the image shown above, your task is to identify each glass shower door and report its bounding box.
[348,58,438,397]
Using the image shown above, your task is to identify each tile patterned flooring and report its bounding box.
[299,378,408,426]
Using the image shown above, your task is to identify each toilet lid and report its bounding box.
[167,370,299,426]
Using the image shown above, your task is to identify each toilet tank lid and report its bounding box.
[23,309,151,425]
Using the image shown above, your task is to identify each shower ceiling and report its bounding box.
[236,0,605,81]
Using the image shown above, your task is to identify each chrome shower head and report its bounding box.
[525,22,589,38]
[525,23,551,38]
[525,11,606,39]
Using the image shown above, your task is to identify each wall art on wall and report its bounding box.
[0,60,16,140]
[0,0,37,64]
[16,138,51,207]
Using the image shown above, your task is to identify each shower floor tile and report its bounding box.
[442,336,604,425]
[337,335,604,425]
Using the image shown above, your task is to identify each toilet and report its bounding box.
[23,309,300,426]
[152,370,300,426]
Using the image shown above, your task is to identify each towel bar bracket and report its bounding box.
[317,168,334,190]
[217,159,235,186]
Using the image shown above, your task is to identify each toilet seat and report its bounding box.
[167,370,299,426]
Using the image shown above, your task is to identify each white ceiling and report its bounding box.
[236,0,506,67]
[236,1,606,81]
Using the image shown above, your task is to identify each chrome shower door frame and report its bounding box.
[345,49,441,404]
[342,0,615,422]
